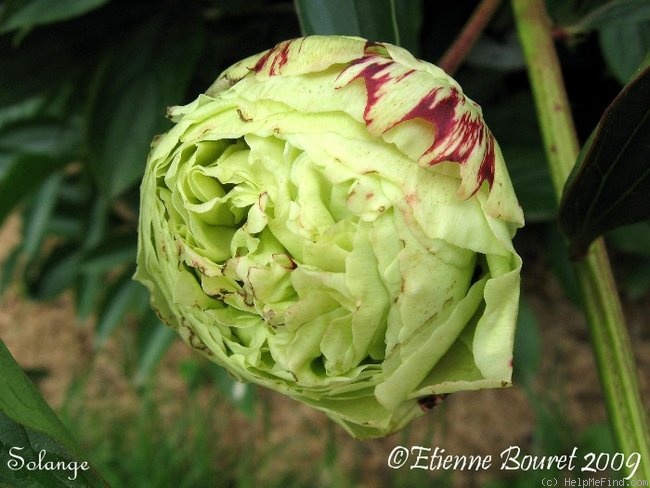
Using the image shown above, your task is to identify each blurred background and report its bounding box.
[0,0,649,486]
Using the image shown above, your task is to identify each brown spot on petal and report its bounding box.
[418,393,448,412]
[405,193,418,206]
[188,331,209,353]
[237,108,253,122]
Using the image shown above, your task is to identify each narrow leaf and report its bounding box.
[80,235,137,274]
[0,412,109,487]
[95,277,148,346]
[599,21,650,84]
[566,0,650,34]
[86,9,204,198]
[21,173,63,260]
[513,296,541,388]
[25,245,82,299]
[607,222,650,257]
[74,269,104,321]
[134,313,177,386]
[0,119,78,156]
[559,66,650,258]
[0,340,79,456]
[0,154,67,226]
[294,0,422,51]
[0,0,110,33]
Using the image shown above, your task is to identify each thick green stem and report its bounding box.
[512,0,649,480]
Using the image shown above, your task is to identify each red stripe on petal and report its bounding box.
[340,47,496,189]
[254,39,302,76]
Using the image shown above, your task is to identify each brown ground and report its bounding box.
[1,214,648,487]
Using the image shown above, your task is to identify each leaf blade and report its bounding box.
[85,9,205,198]
[0,340,79,456]
[567,0,650,33]
[294,0,421,50]
[559,65,650,257]
[0,0,110,33]
[0,154,68,226]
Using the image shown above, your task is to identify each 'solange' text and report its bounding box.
[7,447,90,481]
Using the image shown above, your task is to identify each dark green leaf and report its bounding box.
[74,269,105,321]
[0,0,110,33]
[75,232,137,319]
[503,145,557,221]
[0,26,93,106]
[0,340,79,457]
[618,257,650,300]
[0,245,21,294]
[295,0,379,37]
[0,97,45,132]
[599,21,650,84]
[513,296,541,388]
[547,224,581,304]
[0,154,67,226]
[607,221,650,256]
[559,66,650,258]
[391,0,422,55]
[46,216,84,241]
[21,173,63,260]
[86,8,205,198]
[607,223,650,299]
[294,0,422,53]
[95,277,149,346]
[0,119,78,156]
[88,73,160,199]
[484,91,557,222]
[80,197,109,252]
[25,245,82,299]
[134,313,177,386]
[80,234,137,274]
[0,413,108,487]
[566,0,650,34]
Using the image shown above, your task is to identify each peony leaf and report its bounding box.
[86,10,204,198]
[294,0,422,53]
[0,155,66,227]
[0,0,109,34]
[559,65,650,258]
[0,339,109,487]
[599,20,650,85]
[0,340,78,454]
[133,312,177,386]
[564,0,650,34]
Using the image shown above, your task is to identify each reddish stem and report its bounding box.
[438,0,503,75]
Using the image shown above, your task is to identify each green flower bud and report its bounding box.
[135,35,524,439]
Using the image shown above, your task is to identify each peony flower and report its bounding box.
[135,35,524,438]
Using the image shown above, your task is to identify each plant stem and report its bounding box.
[438,0,503,75]
[389,0,401,47]
[512,0,649,480]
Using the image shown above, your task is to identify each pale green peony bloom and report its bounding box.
[135,35,524,439]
